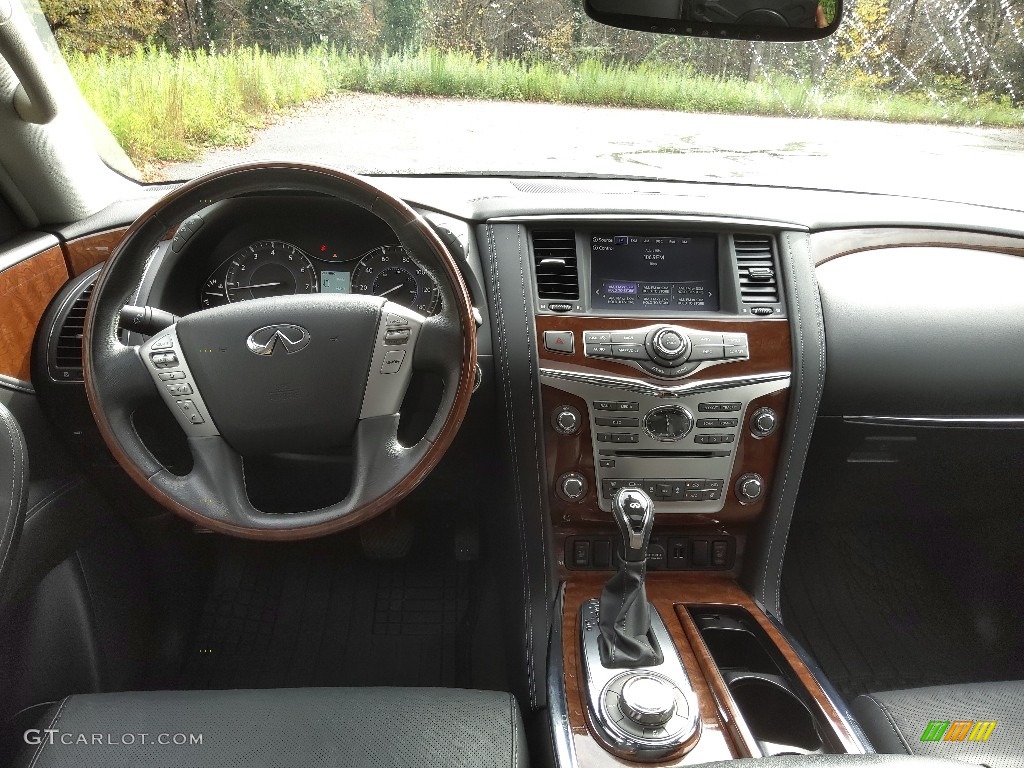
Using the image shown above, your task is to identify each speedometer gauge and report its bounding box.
[222,240,317,303]
[351,245,440,315]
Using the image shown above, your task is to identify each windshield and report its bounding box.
[33,0,1024,208]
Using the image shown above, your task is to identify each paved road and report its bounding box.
[167,92,1024,208]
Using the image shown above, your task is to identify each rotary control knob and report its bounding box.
[650,326,690,361]
[643,405,693,442]
[552,405,582,435]
[736,473,764,502]
[557,472,587,502]
[618,675,677,727]
[751,407,778,438]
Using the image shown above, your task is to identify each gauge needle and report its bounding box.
[377,284,405,297]
[227,282,283,291]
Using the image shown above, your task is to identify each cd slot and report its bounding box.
[605,450,731,459]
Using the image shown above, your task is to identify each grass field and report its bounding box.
[66,46,1023,168]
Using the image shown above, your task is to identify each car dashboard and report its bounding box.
[3,172,1024,766]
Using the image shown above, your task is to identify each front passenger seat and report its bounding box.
[853,681,1024,768]
[17,687,527,768]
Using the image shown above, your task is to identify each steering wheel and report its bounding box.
[83,163,477,540]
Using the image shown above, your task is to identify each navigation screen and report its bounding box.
[590,234,719,311]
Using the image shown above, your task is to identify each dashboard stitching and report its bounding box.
[762,232,825,616]
[487,223,536,706]
[514,222,552,680]
[0,409,24,582]
[760,231,804,614]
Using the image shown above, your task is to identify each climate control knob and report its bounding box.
[557,472,587,502]
[736,473,764,503]
[650,326,690,361]
[552,406,582,435]
[643,405,694,442]
[750,407,778,438]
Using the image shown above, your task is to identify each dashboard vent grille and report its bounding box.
[734,234,779,304]
[54,279,95,377]
[532,230,579,301]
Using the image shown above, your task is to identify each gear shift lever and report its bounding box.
[598,487,664,668]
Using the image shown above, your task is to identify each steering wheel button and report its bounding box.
[386,314,408,327]
[158,371,185,381]
[150,336,174,351]
[384,329,411,344]
[380,350,406,374]
[166,383,193,396]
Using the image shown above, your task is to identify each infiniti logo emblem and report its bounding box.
[246,324,311,356]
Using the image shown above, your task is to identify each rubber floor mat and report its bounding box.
[182,537,477,690]
[782,504,1024,701]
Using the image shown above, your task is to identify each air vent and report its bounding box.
[734,234,779,304]
[54,279,95,378]
[532,230,579,301]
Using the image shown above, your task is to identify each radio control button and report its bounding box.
[585,343,612,356]
[698,402,742,412]
[583,332,611,344]
[611,343,647,360]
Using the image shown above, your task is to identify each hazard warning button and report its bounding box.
[543,330,575,354]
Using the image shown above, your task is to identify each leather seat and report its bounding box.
[16,686,528,768]
[852,681,1024,768]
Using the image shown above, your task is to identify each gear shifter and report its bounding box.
[598,487,664,668]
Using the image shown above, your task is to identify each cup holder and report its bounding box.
[725,672,824,756]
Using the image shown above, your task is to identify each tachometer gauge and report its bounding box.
[351,245,441,315]
[223,240,317,303]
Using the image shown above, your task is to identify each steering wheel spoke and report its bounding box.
[139,324,220,438]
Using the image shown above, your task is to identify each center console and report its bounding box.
[520,220,869,766]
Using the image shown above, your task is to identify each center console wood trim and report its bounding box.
[560,574,865,767]
[537,317,791,384]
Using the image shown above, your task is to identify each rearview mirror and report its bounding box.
[585,0,841,41]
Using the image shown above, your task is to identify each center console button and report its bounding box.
[698,402,742,412]
[595,416,639,428]
[690,332,721,347]
[585,343,612,356]
[611,342,647,360]
[610,331,644,344]
[611,433,639,443]
[583,331,611,344]
[543,330,575,354]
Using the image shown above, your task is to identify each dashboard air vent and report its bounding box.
[54,279,95,378]
[734,234,779,304]
[532,230,579,301]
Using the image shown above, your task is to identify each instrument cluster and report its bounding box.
[200,239,441,316]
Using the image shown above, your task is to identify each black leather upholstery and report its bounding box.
[852,681,1024,768]
[16,687,528,768]
[0,401,28,598]
[694,756,986,768]
[598,556,662,668]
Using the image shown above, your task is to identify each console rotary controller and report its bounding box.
[647,325,691,365]
[552,405,582,435]
[618,674,678,727]
[736,473,764,503]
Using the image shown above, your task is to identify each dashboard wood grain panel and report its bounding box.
[0,247,70,383]
[560,573,864,766]
[811,228,1024,266]
[64,227,128,276]
[536,316,791,383]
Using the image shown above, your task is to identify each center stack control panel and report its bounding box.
[541,323,787,515]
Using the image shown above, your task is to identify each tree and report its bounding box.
[41,0,173,53]
[377,0,423,51]
[243,0,361,50]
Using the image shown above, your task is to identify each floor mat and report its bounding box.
[181,533,484,691]
[781,427,1024,702]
